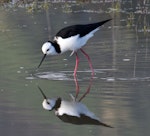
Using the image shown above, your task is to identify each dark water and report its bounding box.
[0,1,150,136]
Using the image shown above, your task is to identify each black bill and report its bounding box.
[38,54,46,68]
[38,86,47,99]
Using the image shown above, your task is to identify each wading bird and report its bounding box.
[38,19,112,77]
[38,86,113,127]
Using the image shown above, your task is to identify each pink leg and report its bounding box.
[78,77,93,102]
[80,49,94,77]
[74,52,79,77]
[74,75,80,100]
[74,52,80,99]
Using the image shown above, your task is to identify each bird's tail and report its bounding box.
[96,19,112,27]
[98,121,114,128]
[89,19,112,29]
[83,19,112,36]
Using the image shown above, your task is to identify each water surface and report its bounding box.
[0,1,150,136]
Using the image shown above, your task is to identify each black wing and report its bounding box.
[55,19,112,38]
[57,114,113,127]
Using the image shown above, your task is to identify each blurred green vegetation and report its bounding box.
[0,0,10,3]
[0,0,149,35]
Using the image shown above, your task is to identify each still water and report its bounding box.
[0,1,150,136]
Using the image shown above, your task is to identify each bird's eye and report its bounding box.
[47,101,50,104]
[47,49,50,52]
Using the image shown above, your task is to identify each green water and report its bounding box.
[0,1,150,136]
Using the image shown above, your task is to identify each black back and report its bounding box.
[57,114,113,127]
[56,19,112,38]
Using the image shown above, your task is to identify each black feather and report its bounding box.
[56,19,112,38]
[57,114,113,127]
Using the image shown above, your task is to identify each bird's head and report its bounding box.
[38,86,56,111]
[41,41,54,55]
[42,98,56,111]
[38,41,55,68]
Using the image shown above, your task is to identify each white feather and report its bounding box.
[55,100,100,121]
[55,28,99,53]
[42,99,56,111]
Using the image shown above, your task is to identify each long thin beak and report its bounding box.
[38,54,46,68]
[38,86,47,99]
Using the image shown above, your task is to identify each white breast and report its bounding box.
[55,100,100,121]
[55,35,81,53]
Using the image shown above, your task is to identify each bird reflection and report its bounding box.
[74,75,94,101]
[38,86,113,128]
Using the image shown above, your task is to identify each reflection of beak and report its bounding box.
[38,86,47,99]
[38,54,46,68]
